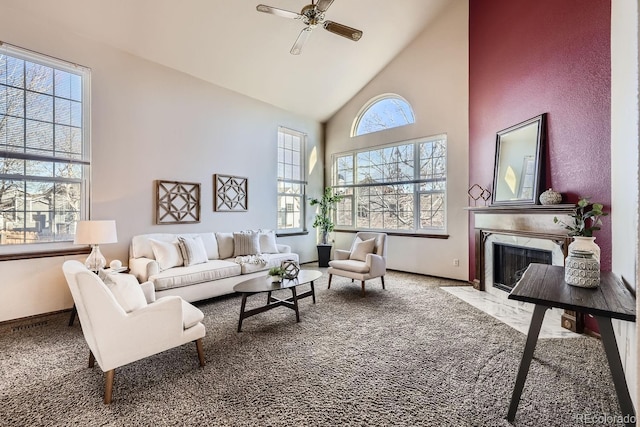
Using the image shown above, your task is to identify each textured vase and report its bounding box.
[567,236,600,262]
[539,188,562,205]
[565,250,600,288]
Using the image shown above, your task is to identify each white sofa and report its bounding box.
[129,231,299,302]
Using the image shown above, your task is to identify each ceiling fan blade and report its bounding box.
[291,27,313,55]
[323,21,363,41]
[256,4,302,20]
[315,0,335,12]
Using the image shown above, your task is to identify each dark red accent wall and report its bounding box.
[469,0,612,280]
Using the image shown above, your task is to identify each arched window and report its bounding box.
[351,94,415,137]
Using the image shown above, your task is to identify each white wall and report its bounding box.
[324,0,469,281]
[611,0,639,407]
[0,4,323,322]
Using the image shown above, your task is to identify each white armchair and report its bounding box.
[62,260,206,404]
[327,232,387,297]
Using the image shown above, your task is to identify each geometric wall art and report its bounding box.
[213,174,248,212]
[155,180,201,224]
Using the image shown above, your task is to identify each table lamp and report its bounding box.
[74,220,118,271]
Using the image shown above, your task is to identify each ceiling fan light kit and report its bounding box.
[256,0,363,55]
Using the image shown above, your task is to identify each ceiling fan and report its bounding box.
[256,0,363,55]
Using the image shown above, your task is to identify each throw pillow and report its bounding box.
[101,272,147,313]
[233,231,260,257]
[349,237,376,262]
[177,236,208,267]
[258,229,279,254]
[215,232,234,259]
[149,239,184,270]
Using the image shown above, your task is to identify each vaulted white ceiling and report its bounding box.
[5,0,451,122]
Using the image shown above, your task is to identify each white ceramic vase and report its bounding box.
[567,236,600,262]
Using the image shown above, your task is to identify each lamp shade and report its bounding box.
[74,220,118,245]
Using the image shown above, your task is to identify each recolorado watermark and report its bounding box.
[574,412,636,425]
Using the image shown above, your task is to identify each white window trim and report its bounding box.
[332,134,447,235]
[276,126,307,234]
[0,42,91,256]
[351,93,416,137]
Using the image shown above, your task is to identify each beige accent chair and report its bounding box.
[327,232,387,297]
[62,260,206,404]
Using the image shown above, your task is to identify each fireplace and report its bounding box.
[492,243,552,292]
[468,204,582,331]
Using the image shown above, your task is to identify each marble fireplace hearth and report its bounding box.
[452,204,583,336]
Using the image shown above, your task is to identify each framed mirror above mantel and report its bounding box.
[491,114,547,206]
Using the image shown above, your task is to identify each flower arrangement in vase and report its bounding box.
[554,196,608,262]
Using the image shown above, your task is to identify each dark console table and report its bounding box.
[507,263,636,425]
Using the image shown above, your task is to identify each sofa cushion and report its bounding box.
[233,231,260,256]
[215,232,234,259]
[196,232,219,260]
[100,272,147,313]
[149,239,184,270]
[181,299,204,329]
[258,230,279,254]
[150,260,241,291]
[131,233,177,259]
[177,236,208,267]
[350,237,376,262]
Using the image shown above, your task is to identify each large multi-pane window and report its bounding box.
[333,135,447,233]
[277,127,306,233]
[0,43,90,251]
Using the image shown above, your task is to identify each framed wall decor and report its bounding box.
[155,180,201,224]
[214,174,248,212]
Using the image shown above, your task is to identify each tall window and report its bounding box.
[0,43,90,251]
[352,94,415,137]
[333,135,446,233]
[277,127,306,233]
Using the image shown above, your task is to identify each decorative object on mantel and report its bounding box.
[214,174,248,212]
[539,188,562,205]
[281,260,300,279]
[564,250,600,288]
[156,180,201,224]
[467,184,492,206]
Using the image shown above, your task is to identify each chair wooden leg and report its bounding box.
[88,351,95,368]
[381,276,385,290]
[327,274,333,289]
[195,338,205,367]
[104,369,114,404]
[361,281,366,297]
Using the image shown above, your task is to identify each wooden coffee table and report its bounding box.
[233,269,322,332]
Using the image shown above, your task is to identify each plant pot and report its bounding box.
[317,244,332,268]
[567,236,600,262]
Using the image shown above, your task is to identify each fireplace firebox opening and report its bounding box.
[493,243,552,292]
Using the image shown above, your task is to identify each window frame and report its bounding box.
[351,93,416,137]
[332,134,447,235]
[276,126,307,235]
[0,42,91,258]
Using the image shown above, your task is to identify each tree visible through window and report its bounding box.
[352,94,415,137]
[277,127,306,233]
[0,43,90,250]
[333,135,446,233]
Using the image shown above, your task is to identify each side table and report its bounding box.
[506,263,636,426]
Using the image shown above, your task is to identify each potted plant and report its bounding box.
[309,187,343,267]
[267,266,285,283]
[554,197,608,261]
